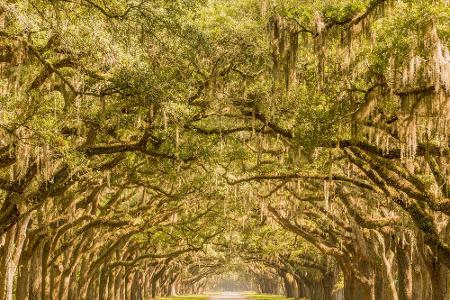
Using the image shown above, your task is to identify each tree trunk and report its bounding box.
[29,241,43,300]
[67,268,79,300]
[429,260,448,300]
[114,269,124,300]
[282,273,295,298]
[41,240,50,300]
[343,269,373,300]
[294,276,307,299]
[99,266,109,300]
[0,214,32,300]
[310,280,324,300]
[77,256,90,299]
[322,270,336,300]
[131,272,143,300]
[107,269,115,300]
[397,242,413,300]
[49,264,58,300]
[151,277,158,299]
[16,255,29,300]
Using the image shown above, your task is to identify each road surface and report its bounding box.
[209,292,247,300]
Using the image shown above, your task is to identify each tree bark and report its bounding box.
[281,272,295,298]
[0,213,32,300]
[16,253,29,300]
[428,260,448,300]
[321,269,336,300]
[397,241,413,300]
[114,269,124,300]
[343,269,373,300]
[29,241,43,300]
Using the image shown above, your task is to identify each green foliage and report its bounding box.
[0,0,449,297]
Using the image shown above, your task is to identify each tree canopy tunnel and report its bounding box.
[0,0,450,300]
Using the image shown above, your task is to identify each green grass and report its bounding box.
[244,293,293,300]
[162,294,211,300]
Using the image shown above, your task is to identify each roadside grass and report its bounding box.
[161,294,212,300]
[243,293,294,300]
